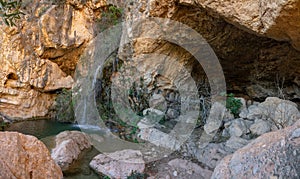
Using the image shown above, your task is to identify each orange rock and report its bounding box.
[0,132,63,179]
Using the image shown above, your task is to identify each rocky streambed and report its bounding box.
[1,96,299,178]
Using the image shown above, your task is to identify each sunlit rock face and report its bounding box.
[1,0,300,119]
[0,0,107,119]
[0,132,63,178]
[119,0,300,102]
[183,0,300,51]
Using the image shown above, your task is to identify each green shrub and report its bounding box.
[127,171,149,179]
[0,0,24,26]
[54,88,75,123]
[226,93,242,117]
[98,5,123,31]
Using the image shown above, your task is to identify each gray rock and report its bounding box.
[239,108,248,118]
[290,128,300,140]
[259,97,296,119]
[228,118,249,137]
[181,133,230,169]
[274,102,300,128]
[250,119,271,136]
[204,102,226,135]
[236,97,247,111]
[246,105,263,120]
[223,109,235,121]
[166,108,180,119]
[167,159,213,178]
[90,150,145,179]
[149,93,167,112]
[246,97,300,128]
[51,131,91,171]
[225,136,250,151]
[142,108,165,126]
[212,120,300,179]
[166,91,176,102]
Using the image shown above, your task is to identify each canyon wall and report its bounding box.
[0,0,107,119]
[0,0,299,119]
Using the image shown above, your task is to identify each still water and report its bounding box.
[4,119,102,179]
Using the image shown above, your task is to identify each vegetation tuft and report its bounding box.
[226,93,242,117]
[54,88,75,123]
[0,0,24,26]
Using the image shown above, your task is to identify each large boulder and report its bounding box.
[243,97,300,129]
[212,120,300,178]
[90,149,145,179]
[51,131,92,171]
[0,132,63,179]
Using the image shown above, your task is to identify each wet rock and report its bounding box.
[51,131,91,171]
[90,149,145,179]
[212,121,300,178]
[0,132,63,179]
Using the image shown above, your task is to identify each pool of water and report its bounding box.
[4,119,82,139]
[4,119,102,179]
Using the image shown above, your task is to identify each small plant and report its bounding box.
[0,0,24,26]
[128,77,150,116]
[98,5,123,31]
[106,5,123,25]
[226,93,242,117]
[103,176,111,179]
[0,121,7,131]
[127,171,149,179]
[54,88,75,123]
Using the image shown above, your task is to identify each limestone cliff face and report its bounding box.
[0,0,299,119]
[183,0,300,51]
[120,0,300,101]
[0,0,106,119]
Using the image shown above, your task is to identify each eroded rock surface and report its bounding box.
[51,130,92,171]
[0,132,63,179]
[0,0,107,119]
[152,158,213,179]
[184,0,300,51]
[212,120,300,178]
[120,0,300,103]
[181,97,299,170]
[90,149,145,179]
